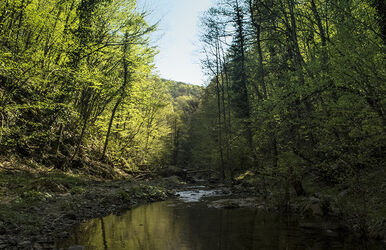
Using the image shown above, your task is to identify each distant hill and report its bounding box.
[161,79,203,99]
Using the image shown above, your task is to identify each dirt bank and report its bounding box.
[0,169,179,250]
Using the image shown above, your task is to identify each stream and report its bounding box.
[56,187,383,250]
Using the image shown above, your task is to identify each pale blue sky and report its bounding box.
[137,0,213,85]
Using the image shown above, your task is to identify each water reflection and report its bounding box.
[57,200,382,250]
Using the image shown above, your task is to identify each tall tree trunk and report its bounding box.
[53,122,63,155]
[218,41,232,180]
[65,117,88,168]
[0,113,4,145]
[371,0,386,44]
[215,40,225,180]
[221,49,232,138]
[101,97,122,160]
[220,60,232,181]
[172,117,179,165]
[249,0,267,99]
[310,0,328,65]
[235,0,255,159]
[101,33,129,160]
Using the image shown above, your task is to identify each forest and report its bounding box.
[0,0,385,249]
[0,0,203,173]
[181,0,385,241]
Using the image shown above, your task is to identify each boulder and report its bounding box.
[162,176,184,186]
[310,203,324,216]
[208,198,262,209]
[209,199,240,209]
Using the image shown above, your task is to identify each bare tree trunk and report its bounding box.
[53,122,63,155]
[101,97,122,160]
[310,0,328,68]
[217,41,232,181]
[69,118,88,162]
[172,117,179,165]
[143,111,155,162]
[0,113,4,145]
[249,0,267,99]
[370,0,386,44]
[223,62,232,138]
[215,41,225,180]
[220,63,232,181]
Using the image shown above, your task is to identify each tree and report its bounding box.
[189,0,385,213]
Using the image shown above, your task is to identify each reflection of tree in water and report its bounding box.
[100,218,108,250]
[144,206,157,250]
[58,201,383,250]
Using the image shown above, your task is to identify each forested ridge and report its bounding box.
[0,0,385,247]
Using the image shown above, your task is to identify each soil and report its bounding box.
[0,176,180,250]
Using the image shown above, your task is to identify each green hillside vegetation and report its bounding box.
[178,0,385,238]
[0,0,202,175]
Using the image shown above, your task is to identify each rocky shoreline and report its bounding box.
[0,178,176,250]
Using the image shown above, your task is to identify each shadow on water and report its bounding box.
[56,199,383,250]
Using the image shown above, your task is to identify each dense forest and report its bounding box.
[0,0,385,248]
[177,0,385,237]
[0,0,203,175]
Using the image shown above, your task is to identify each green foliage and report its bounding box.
[20,190,52,202]
[70,186,86,195]
[0,0,202,173]
[188,0,386,213]
[0,171,86,198]
[118,184,167,201]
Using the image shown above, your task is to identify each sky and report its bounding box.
[136,0,213,86]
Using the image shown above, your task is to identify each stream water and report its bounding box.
[56,188,383,250]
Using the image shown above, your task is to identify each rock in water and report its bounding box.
[208,198,262,209]
[69,245,84,250]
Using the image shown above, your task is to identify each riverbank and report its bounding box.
[1,160,385,249]
[0,160,183,250]
[57,187,382,249]
[228,171,386,245]
[56,182,385,250]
